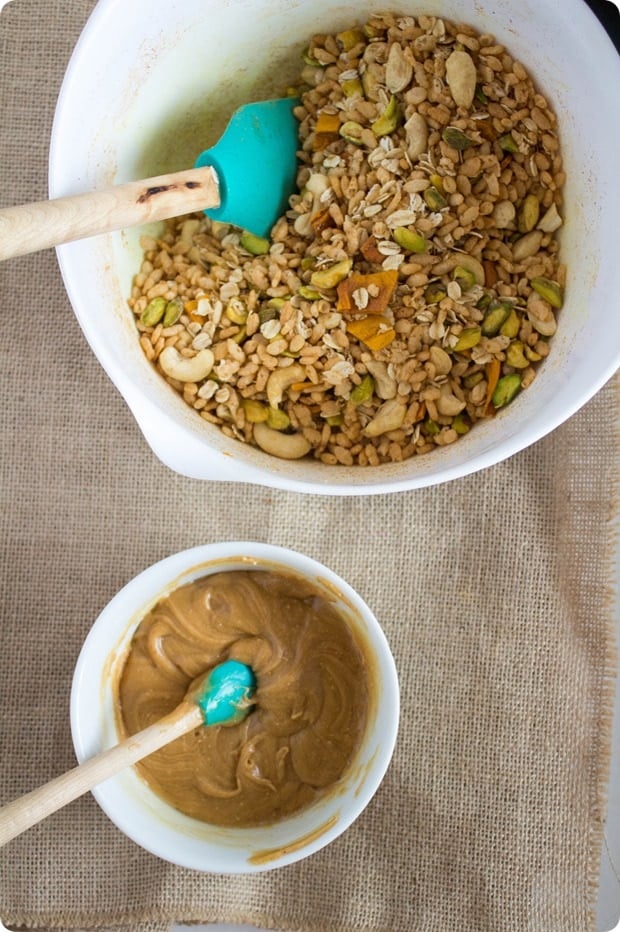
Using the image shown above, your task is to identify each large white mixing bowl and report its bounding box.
[49,0,620,494]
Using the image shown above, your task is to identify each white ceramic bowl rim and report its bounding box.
[70,542,400,872]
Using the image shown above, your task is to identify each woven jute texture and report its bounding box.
[0,2,618,931]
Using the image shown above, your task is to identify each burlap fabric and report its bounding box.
[0,2,618,931]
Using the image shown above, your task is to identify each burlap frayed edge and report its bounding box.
[586,373,620,930]
[5,921,169,932]
[4,919,170,932]
[3,907,395,932]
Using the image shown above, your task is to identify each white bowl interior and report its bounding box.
[70,542,399,872]
[50,0,620,493]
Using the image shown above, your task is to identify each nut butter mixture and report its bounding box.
[129,13,566,466]
[117,571,370,827]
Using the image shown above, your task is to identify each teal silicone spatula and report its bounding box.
[0,97,299,261]
[0,659,256,846]
[195,97,299,236]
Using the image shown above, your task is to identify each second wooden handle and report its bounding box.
[0,165,220,261]
[0,701,203,847]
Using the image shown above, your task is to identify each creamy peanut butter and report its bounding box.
[117,570,369,827]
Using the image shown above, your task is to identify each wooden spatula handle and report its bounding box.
[0,165,220,262]
[0,701,203,847]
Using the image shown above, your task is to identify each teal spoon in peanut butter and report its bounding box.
[0,659,256,847]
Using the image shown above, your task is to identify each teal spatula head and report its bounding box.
[195,98,299,239]
[194,658,257,726]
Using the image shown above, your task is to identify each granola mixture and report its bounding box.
[129,13,566,467]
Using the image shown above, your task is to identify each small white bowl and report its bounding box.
[70,542,399,872]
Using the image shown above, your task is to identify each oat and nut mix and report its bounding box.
[129,13,565,466]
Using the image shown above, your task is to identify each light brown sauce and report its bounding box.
[117,570,369,827]
[248,814,339,865]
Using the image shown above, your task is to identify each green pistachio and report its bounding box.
[350,374,375,405]
[518,194,541,234]
[336,28,365,50]
[266,408,291,430]
[310,258,353,289]
[258,305,279,326]
[225,299,248,325]
[393,227,427,254]
[242,399,269,423]
[302,48,322,67]
[422,418,440,436]
[162,297,183,327]
[499,308,521,339]
[240,231,270,255]
[481,300,513,336]
[341,78,364,98]
[140,296,166,327]
[361,69,380,100]
[231,326,247,345]
[475,85,489,104]
[492,373,522,408]
[498,133,519,153]
[530,277,563,309]
[298,285,322,300]
[424,186,448,210]
[442,126,475,150]
[425,283,447,305]
[453,265,477,290]
[505,341,530,369]
[339,121,365,145]
[463,371,484,388]
[371,96,402,136]
[363,22,380,38]
[453,326,482,352]
[452,412,471,434]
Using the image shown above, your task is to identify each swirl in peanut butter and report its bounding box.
[117,570,369,827]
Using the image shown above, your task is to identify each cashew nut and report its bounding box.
[445,50,477,109]
[365,361,397,400]
[537,203,563,233]
[266,363,306,408]
[429,345,452,377]
[363,400,407,438]
[404,112,428,161]
[526,291,557,337]
[253,422,311,460]
[159,346,214,382]
[512,230,543,262]
[436,384,467,416]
